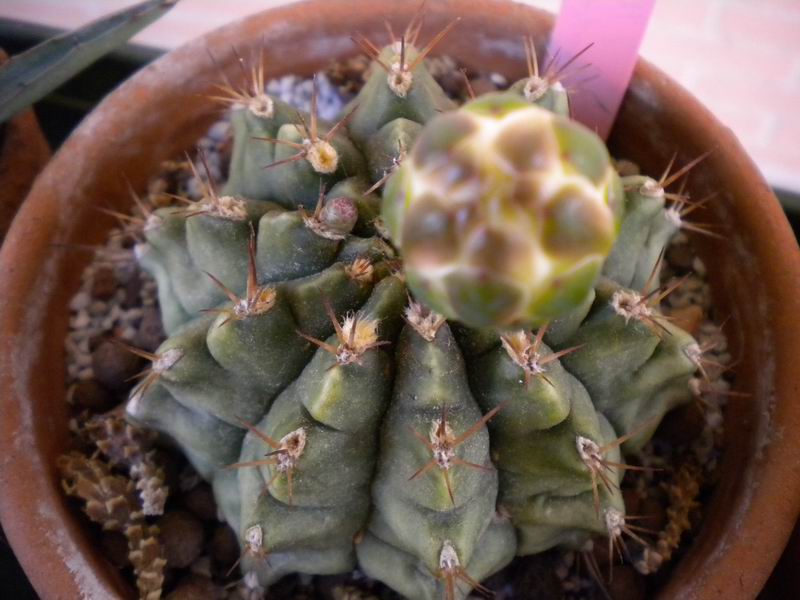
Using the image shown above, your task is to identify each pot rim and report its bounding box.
[1,1,799,599]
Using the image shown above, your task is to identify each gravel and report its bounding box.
[158,511,206,570]
[91,339,144,391]
[166,574,225,600]
[181,483,218,523]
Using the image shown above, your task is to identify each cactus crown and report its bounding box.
[123,16,707,599]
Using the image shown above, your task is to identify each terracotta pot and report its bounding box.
[0,49,51,243]
[1,1,799,598]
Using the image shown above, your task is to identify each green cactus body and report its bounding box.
[559,278,698,453]
[466,332,625,554]
[603,175,679,290]
[357,320,516,599]
[506,37,572,118]
[508,74,570,117]
[125,35,702,599]
[234,276,405,584]
[346,43,456,147]
[223,97,301,202]
[225,95,367,210]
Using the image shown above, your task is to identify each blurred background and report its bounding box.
[1,0,798,196]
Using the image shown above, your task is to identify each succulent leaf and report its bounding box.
[0,0,177,124]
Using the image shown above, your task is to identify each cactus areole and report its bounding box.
[125,28,702,600]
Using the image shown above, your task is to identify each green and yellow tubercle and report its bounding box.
[382,93,624,328]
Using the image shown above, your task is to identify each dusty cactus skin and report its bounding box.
[124,28,704,600]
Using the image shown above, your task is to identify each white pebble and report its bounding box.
[120,327,138,341]
[207,120,230,142]
[69,292,91,312]
[88,301,107,316]
[489,72,508,87]
[71,312,91,329]
[189,555,212,577]
[125,308,144,321]
[692,256,707,276]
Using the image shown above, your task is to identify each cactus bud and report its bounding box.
[302,192,359,240]
[319,196,358,235]
[382,93,623,328]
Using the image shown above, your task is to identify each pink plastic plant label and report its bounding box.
[549,0,657,139]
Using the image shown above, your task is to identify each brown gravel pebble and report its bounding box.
[121,269,143,310]
[425,56,470,100]
[591,537,613,569]
[156,449,186,498]
[666,243,694,272]
[689,505,703,530]
[218,138,233,178]
[325,55,370,94]
[614,159,641,177]
[668,304,704,336]
[69,380,115,411]
[91,339,144,391]
[264,575,309,600]
[182,482,217,522]
[161,565,178,593]
[508,554,562,599]
[436,70,467,99]
[468,75,500,97]
[158,510,205,569]
[135,306,165,352]
[100,531,131,569]
[622,489,642,516]
[639,496,668,533]
[91,266,118,300]
[314,574,358,600]
[329,584,380,600]
[657,402,706,448]
[210,525,239,572]
[167,574,225,600]
[606,565,646,600]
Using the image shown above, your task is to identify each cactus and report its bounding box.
[122,23,706,600]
